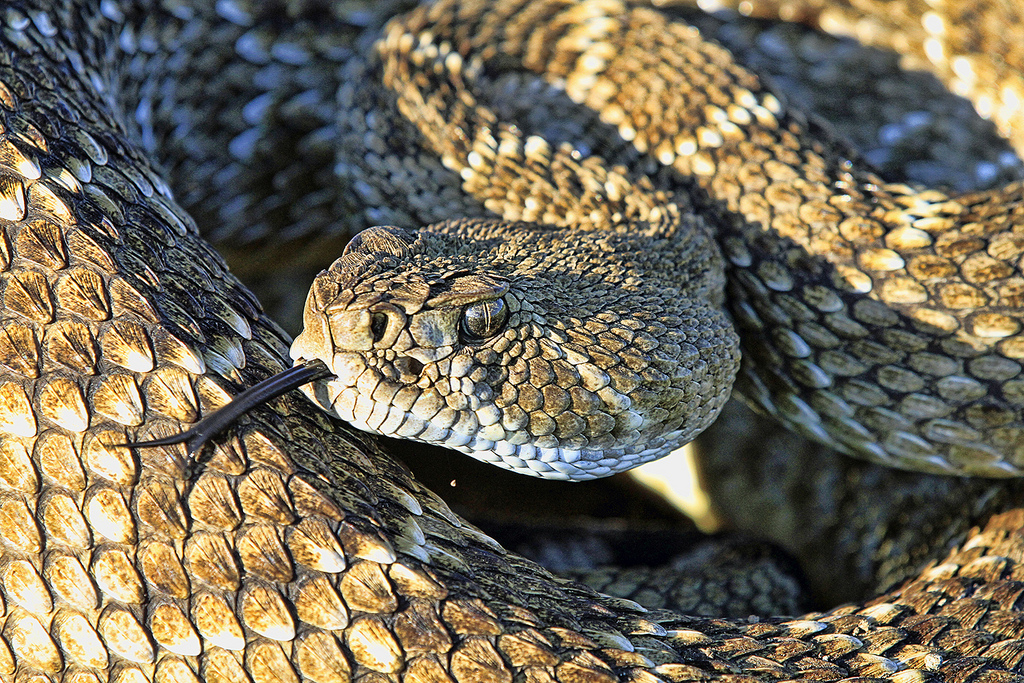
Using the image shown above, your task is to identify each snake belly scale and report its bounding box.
[1,0,1024,682]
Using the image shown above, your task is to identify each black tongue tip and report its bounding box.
[122,358,335,455]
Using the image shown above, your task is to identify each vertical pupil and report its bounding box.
[466,299,506,338]
[476,305,492,334]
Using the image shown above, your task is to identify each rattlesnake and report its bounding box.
[161,0,1024,481]
[2,0,1024,681]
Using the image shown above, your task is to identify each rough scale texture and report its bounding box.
[1,1,1024,683]
[290,0,1024,478]
[290,217,738,479]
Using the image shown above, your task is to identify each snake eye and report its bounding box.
[460,298,508,343]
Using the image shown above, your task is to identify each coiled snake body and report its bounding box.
[2,0,1024,681]
[294,0,1024,480]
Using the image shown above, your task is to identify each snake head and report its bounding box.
[291,221,739,480]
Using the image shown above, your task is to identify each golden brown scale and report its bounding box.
[1,1,1024,682]
[695,0,1024,155]
[291,217,739,479]
[303,0,1024,477]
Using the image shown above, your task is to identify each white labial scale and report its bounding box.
[493,440,516,457]
[560,449,582,463]
[445,431,473,448]
[476,404,501,426]
[352,393,376,426]
[548,461,582,478]
[505,429,531,446]
[538,448,560,462]
[472,449,502,463]
[478,423,506,442]
[451,412,479,437]
[527,459,556,475]
[331,387,358,422]
[314,369,690,480]
[356,368,380,396]
[365,400,390,431]
[396,414,427,438]
[503,456,526,470]
[470,436,495,453]
[378,405,406,434]
[331,353,366,385]
[411,393,441,421]
[419,422,450,442]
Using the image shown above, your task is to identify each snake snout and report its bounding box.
[306,304,408,353]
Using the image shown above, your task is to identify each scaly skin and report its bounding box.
[290,218,739,480]
[1,1,1024,682]
[289,0,1024,479]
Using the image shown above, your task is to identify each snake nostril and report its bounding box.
[371,313,388,343]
